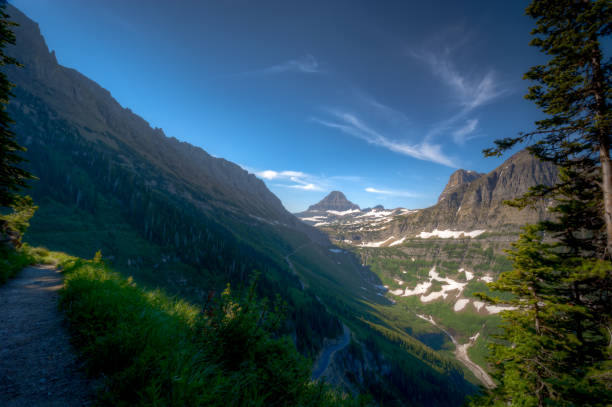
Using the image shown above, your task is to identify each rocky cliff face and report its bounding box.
[307,191,360,212]
[402,149,557,233]
[437,169,482,203]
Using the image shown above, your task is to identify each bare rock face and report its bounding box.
[307,191,360,212]
[394,149,557,234]
[437,169,482,203]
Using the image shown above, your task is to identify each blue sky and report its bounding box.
[11,0,543,212]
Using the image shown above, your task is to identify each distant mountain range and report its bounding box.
[297,149,557,247]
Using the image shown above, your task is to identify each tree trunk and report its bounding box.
[600,143,612,257]
[591,45,612,257]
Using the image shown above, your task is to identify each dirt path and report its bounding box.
[416,314,495,389]
[284,243,312,290]
[0,265,94,406]
[454,339,495,389]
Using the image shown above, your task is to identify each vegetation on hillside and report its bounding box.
[0,2,34,208]
[0,2,37,282]
[57,254,364,406]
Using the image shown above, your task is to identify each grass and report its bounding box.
[0,244,67,285]
[58,256,363,407]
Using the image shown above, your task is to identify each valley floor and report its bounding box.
[0,265,93,406]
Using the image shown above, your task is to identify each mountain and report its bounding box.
[307,191,360,212]
[405,149,557,233]
[5,5,476,406]
[298,150,557,246]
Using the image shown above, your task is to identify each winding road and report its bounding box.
[311,324,351,380]
[283,245,353,380]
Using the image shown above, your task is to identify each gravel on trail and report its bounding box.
[0,265,94,406]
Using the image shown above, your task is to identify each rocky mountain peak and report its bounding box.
[438,169,482,202]
[308,191,360,212]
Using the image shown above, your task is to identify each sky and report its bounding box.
[11,0,544,212]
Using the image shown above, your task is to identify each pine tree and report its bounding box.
[485,0,612,257]
[470,1,612,405]
[0,2,34,208]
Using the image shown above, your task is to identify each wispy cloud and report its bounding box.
[257,170,305,180]
[452,118,478,144]
[312,111,457,167]
[239,55,322,76]
[255,169,324,191]
[250,168,366,193]
[409,50,507,111]
[365,187,420,198]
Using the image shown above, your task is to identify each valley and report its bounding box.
[295,152,556,388]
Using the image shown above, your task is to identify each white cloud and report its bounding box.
[365,187,420,198]
[452,118,478,144]
[255,169,325,191]
[257,170,307,180]
[312,111,457,167]
[289,183,319,191]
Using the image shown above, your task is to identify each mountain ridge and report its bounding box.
[296,149,557,245]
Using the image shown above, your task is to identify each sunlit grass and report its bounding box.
[58,256,363,406]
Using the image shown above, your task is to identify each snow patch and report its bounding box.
[388,267,467,304]
[356,210,393,218]
[326,209,361,216]
[459,268,474,281]
[389,237,406,247]
[480,275,494,283]
[416,229,486,239]
[485,305,517,314]
[301,216,327,222]
[329,248,342,253]
[360,236,396,247]
[473,301,485,311]
[454,299,470,312]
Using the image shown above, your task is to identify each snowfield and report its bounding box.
[360,236,397,247]
[389,237,406,246]
[454,299,470,311]
[326,209,361,216]
[389,267,467,303]
[416,229,486,239]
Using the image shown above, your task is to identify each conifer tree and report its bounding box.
[0,2,34,208]
[471,1,612,405]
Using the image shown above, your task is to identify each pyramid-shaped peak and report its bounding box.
[308,191,360,212]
